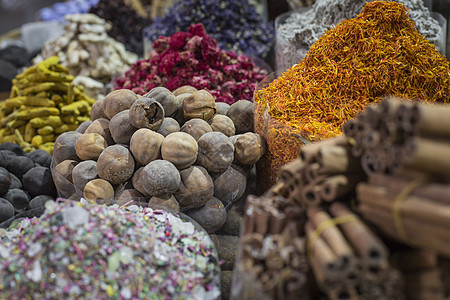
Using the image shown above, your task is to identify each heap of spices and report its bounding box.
[276,0,445,71]
[0,200,220,299]
[115,24,267,104]
[143,0,274,59]
[256,1,450,191]
[89,0,151,55]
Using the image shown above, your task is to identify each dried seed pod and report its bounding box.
[52,159,78,198]
[75,133,108,161]
[234,132,266,165]
[116,189,146,206]
[196,132,234,173]
[72,160,98,192]
[208,114,235,137]
[173,85,198,96]
[90,97,107,120]
[174,165,214,210]
[180,118,212,141]
[76,120,92,133]
[185,197,226,233]
[131,167,150,196]
[130,128,164,166]
[85,118,114,145]
[144,87,178,117]
[216,102,231,115]
[183,90,217,121]
[109,109,137,145]
[172,93,189,124]
[83,178,114,204]
[148,194,180,213]
[226,100,254,134]
[103,89,139,119]
[157,117,181,137]
[161,132,198,170]
[53,131,82,164]
[141,159,180,197]
[97,145,135,185]
[213,164,247,206]
[129,97,165,130]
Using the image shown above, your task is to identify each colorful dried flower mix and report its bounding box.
[143,0,274,58]
[115,24,267,104]
[0,200,220,300]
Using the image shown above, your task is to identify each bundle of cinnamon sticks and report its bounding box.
[231,193,308,300]
[277,135,366,208]
[343,97,450,177]
[393,250,446,300]
[306,202,403,300]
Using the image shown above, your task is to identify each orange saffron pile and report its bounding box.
[255,1,450,191]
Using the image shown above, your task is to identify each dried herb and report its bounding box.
[256,1,450,189]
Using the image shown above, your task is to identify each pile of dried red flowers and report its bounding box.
[114,24,268,104]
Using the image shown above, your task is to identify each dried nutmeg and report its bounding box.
[141,160,181,197]
[53,131,82,164]
[183,90,217,121]
[75,133,108,161]
[226,100,254,134]
[234,132,266,165]
[185,197,227,234]
[157,117,181,137]
[132,167,150,197]
[97,145,135,185]
[148,194,180,213]
[109,109,137,145]
[90,97,107,120]
[208,114,235,137]
[129,97,165,130]
[144,87,178,117]
[180,118,212,141]
[85,118,114,145]
[197,131,234,173]
[174,165,214,210]
[173,85,198,96]
[83,178,114,204]
[161,132,198,170]
[216,102,231,115]
[103,89,139,119]
[130,128,164,166]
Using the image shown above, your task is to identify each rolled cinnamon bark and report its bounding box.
[410,101,450,138]
[357,183,450,229]
[327,286,359,300]
[316,145,361,174]
[330,202,388,268]
[304,163,321,183]
[402,137,450,176]
[308,209,355,274]
[279,159,306,186]
[320,174,363,202]
[301,185,322,207]
[299,135,348,163]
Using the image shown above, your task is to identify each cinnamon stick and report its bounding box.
[369,173,450,205]
[316,145,361,174]
[357,183,450,229]
[308,209,355,274]
[327,286,359,300]
[305,222,340,280]
[402,136,450,176]
[304,162,321,183]
[320,174,363,202]
[301,185,322,207]
[279,159,306,186]
[410,101,450,138]
[299,135,348,163]
[330,202,388,268]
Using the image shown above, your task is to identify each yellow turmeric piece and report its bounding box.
[0,56,95,153]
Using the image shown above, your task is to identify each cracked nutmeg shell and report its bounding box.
[183,90,217,121]
[129,97,165,130]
